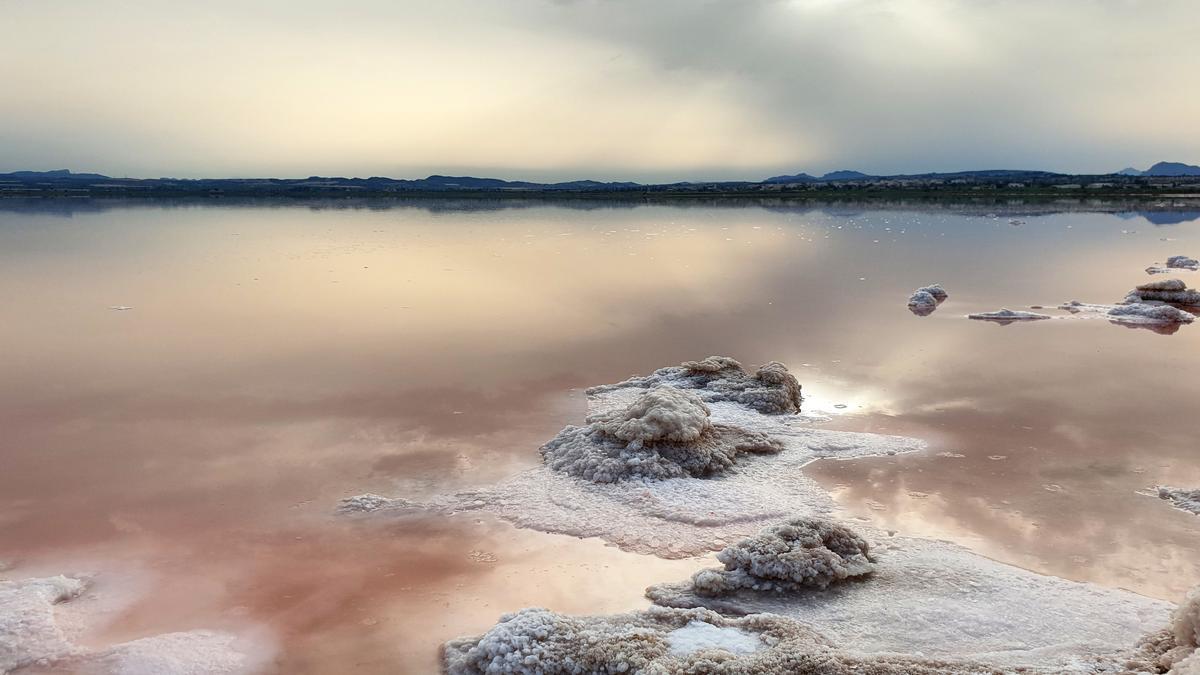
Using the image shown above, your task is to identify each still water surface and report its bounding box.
[2,199,1198,672]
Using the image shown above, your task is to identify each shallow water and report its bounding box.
[2,198,1198,673]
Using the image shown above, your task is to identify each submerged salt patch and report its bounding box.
[666,620,761,656]
[0,574,268,675]
[78,630,260,675]
[967,308,1051,323]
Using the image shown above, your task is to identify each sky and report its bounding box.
[2,0,1198,182]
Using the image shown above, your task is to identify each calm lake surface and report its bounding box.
[2,198,1199,673]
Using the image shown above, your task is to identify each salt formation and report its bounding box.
[1173,588,1200,670]
[1120,586,1200,674]
[1124,279,1200,306]
[0,574,264,675]
[1157,486,1200,516]
[967,308,1052,323]
[587,356,803,414]
[687,518,875,596]
[1060,300,1195,327]
[666,621,761,657]
[647,526,1171,671]
[342,358,1181,671]
[1147,255,1200,274]
[442,605,998,675]
[0,575,86,674]
[540,386,781,483]
[76,631,259,675]
[343,358,922,558]
[907,284,948,316]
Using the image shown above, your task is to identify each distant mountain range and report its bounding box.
[2,162,1200,196]
[1111,161,1200,177]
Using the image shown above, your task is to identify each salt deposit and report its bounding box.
[77,630,262,675]
[340,358,1188,672]
[0,574,266,675]
[540,386,781,483]
[1157,486,1200,516]
[586,356,803,414]
[0,575,86,674]
[1060,300,1195,326]
[1147,255,1200,274]
[907,284,948,316]
[342,369,924,558]
[666,620,761,657]
[1125,279,1200,306]
[443,605,1001,674]
[967,308,1052,323]
[647,525,1173,671]
[687,518,875,595]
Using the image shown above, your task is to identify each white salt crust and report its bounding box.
[0,575,266,675]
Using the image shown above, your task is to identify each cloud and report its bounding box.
[1,0,1197,179]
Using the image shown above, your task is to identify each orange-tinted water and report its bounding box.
[2,199,1198,672]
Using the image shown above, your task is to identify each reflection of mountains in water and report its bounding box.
[1135,210,1200,226]
[5,196,1200,220]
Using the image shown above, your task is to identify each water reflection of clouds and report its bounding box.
[2,201,1199,665]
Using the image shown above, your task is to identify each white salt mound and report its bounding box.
[1158,486,1200,516]
[539,386,782,483]
[666,621,761,657]
[689,518,875,595]
[967,308,1052,322]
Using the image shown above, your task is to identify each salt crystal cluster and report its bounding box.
[1125,278,1200,306]
[442,605,988,674]
[1158,486,1200,516]
[588,356,803,415]
[907,284,949,316]
[1148,255,1200,274]
[687,518,875,595]
[540,386,781,483]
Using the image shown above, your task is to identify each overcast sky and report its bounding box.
[2,0,1198,181]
